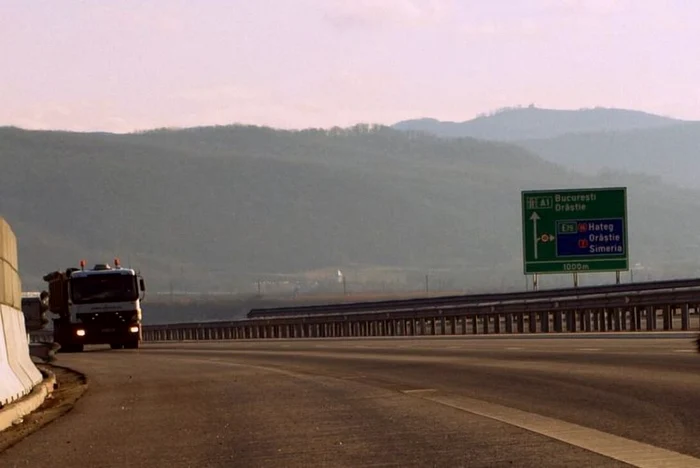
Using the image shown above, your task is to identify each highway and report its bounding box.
[2,335,700,467]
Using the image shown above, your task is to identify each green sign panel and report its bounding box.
[521,187,628,274]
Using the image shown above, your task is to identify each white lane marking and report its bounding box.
[505,347,524,351]
[417,393,700,468]
[673,349,694,353]
[577,348,602,351]
[400,389,437,394]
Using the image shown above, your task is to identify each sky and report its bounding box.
[2,0,699,132]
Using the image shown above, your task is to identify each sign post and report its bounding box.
[521,187,628,275]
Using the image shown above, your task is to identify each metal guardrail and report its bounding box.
[138,285,700,330]
[29,280,700,344]
[247,278,700,318]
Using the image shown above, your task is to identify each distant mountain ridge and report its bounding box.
[393,106,686,141]
[516,122,700,188]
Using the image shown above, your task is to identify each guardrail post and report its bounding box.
[494,314,502,333]
[460,316,467,335]
[644,308,653,331]
[614,308,622,331]
[636,308,642,331]
[517,313,525,333]
[528,313,537,333]
[629,309,637,331]
[682,303,690,331]
[602,309,609,331]
[419,318,426,336]
[553,311,562,332]
[565,311,574,332]
[540,312,549,333]
[581,309,593,332]
[450,317,457,335]
[505,314,514,333]
[663,305,671,331]
[481,315,488,334]
[606,308,614,331]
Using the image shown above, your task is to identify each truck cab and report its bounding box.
[46,259,146,352]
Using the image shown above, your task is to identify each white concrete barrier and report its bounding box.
[0,217,43,407]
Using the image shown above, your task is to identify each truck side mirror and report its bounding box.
[139,279,146,291]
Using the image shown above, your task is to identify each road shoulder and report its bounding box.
[0,365,87,453]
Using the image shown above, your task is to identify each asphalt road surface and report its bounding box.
[2,335,700,467]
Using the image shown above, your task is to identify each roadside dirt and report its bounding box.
[0,366,88,453]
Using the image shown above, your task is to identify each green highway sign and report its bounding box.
[521,187,628,274]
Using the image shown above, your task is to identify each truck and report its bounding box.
[43,259,146,352]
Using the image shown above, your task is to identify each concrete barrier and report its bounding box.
[0,217,43,408]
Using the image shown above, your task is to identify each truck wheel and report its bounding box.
[124,341,140,349]
[110,343,123,350]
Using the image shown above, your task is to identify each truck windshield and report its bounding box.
[70,274,139,304]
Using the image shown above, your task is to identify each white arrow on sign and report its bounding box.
[530,212,541,259]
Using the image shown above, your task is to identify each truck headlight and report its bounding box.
[76,329,86,337]
[129,326,139,333]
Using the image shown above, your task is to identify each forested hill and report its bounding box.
[2,124,699,292]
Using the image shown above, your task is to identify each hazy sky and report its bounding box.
[2,0,699,132]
